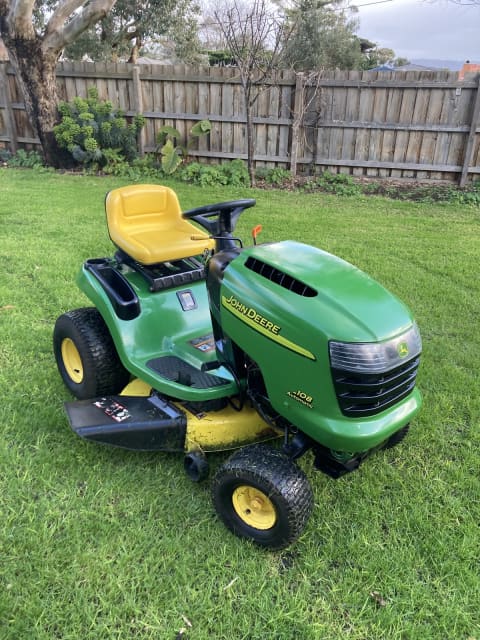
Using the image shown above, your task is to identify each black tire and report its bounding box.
[211,444,313,550]
[53,308,130,400]
[383,423,410,449]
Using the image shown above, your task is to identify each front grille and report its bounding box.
[331,356,420,417]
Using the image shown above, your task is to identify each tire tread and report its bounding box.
[53,307,130,398]
[212,444,314,549]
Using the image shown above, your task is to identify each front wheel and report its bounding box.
[211,445,313,550]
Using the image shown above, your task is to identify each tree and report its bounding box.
[280,1,406,71]
[63,0,202,63]
[360,43,390,69]
[212,0,293,186]
[281,0,363,71]
[198,0,229,51]
[357,39,408,70]
[0,0,117,166]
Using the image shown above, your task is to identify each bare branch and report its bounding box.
[213,0,289,92]
[212,0,292,185]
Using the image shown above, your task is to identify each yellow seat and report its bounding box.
[105,184,214,265]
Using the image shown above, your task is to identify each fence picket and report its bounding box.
[0,61,478,184]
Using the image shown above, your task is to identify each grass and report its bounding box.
[0,168,479,640]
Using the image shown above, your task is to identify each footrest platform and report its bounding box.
[65,393,187,451]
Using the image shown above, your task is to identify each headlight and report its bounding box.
[329,324,422,374]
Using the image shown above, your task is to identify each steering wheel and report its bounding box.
[183,199,256,237]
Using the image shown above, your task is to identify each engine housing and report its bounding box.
[208,240,422,453]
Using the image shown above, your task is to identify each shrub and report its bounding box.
[265,167,293,186]
[155,120,212,174]
[100,152,160,180]
[6,149,44,168]
[177,160,249,187]
[0,147,12,164]
[315,171,362,196]
[254,167,269,181]
[448,181,480,206]
[300,171,361,196]
[217,159,250,187]
[54,87,144,170]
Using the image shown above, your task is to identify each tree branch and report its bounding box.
[0,0,9,37]
[43,0,118,54]
[45,0,86,39]
[0,0,8,21]
[112,22,139,46]
[9,0,35,38]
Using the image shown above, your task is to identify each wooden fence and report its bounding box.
[1,61,479,184]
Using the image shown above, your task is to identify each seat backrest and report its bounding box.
[105,184,213,264]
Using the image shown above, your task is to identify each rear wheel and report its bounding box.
[212,444,313,550]
[53,308,130,399]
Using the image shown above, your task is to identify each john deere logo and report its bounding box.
[397,342,409,358]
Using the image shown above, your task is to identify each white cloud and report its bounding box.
[356,0,480,62]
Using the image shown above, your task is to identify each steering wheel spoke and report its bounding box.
[182,199,256,238]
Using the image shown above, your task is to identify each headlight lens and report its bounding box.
[329,324,422,374]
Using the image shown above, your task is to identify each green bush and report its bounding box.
[177,159,249,187]
[100,152,160,180]
[255,167,293,186]
[265,167,293,186]
[217,159,250,187]
[6,149,44,169]
[155,120,212,174]
[448,181,480,206]
[54,87,145,170]
[314,171,362,196]
[0,147,12,164]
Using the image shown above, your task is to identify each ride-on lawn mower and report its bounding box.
[54,184,422,549]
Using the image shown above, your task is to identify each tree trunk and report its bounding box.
[1,0,117,167]
[6,36,62,166]
[128,36,142,64]
[244,90,256,188]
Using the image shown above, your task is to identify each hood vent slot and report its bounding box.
[245,256,317,297]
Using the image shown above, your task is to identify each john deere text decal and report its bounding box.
[222,295,316,361]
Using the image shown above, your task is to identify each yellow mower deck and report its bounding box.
[121,379,281,453]
[64,379,281,454]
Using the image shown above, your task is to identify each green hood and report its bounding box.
[245,241,414,343]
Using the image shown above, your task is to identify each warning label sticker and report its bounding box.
[94,398,131,423]
[190,334,216,353]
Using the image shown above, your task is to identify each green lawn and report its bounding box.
[0,168,479,640]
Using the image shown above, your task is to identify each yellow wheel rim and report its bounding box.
[232,485,277,530]
[61,338,84,384]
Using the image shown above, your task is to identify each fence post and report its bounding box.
[0,63,18,153]
[459,74,480,187]
[290,72,304,176]
[132,64,145,156]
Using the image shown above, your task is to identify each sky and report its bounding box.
[355,0,480,63]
